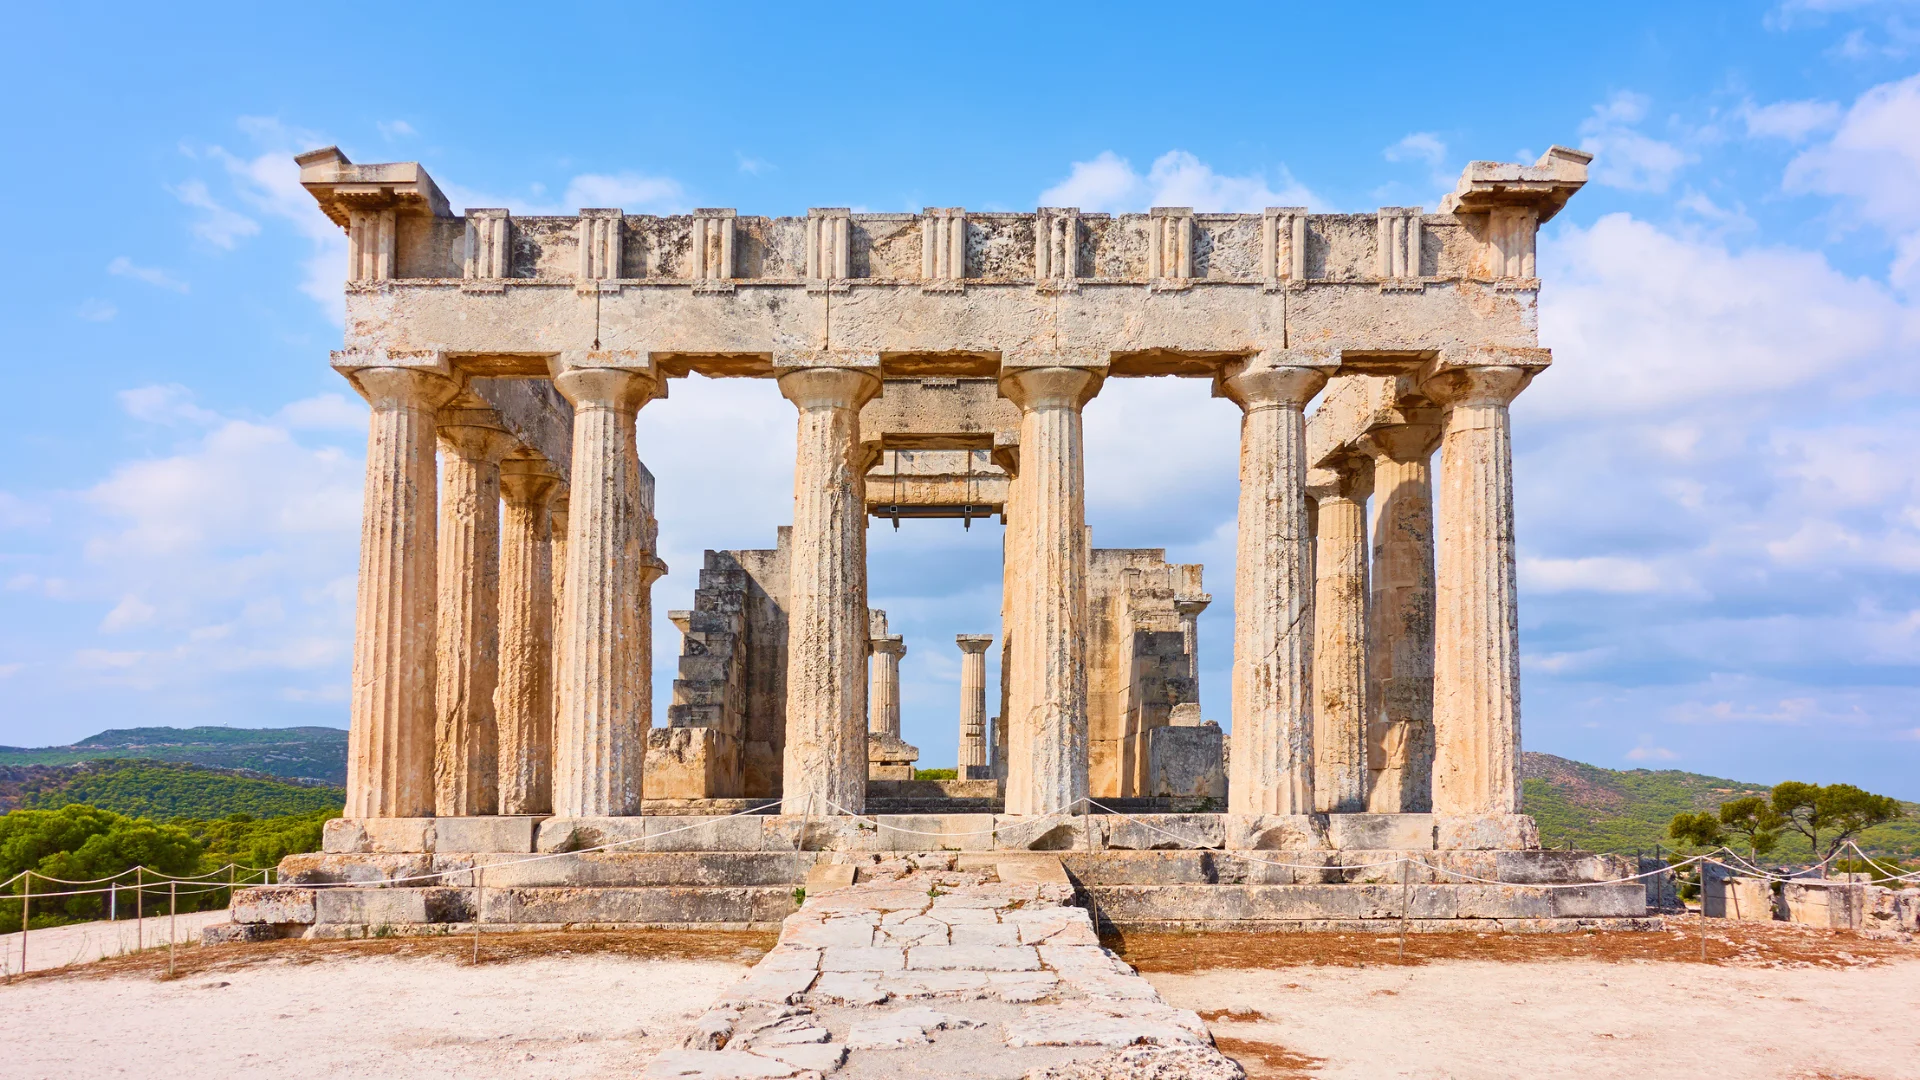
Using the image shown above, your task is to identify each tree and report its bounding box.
[1772,782,1905,870]
[0,804,202,921]
[1670,796,1788,865]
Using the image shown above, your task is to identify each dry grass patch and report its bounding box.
[1107,917,1918,974]
[1212,1035,1326,1079]
[10,928,775,983]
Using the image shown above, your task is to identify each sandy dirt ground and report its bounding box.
[2,923,1915,1079]
[1,911,228,975]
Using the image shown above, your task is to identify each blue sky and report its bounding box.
[3,2,1918,797]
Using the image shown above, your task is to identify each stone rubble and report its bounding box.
[642,857,1244,1080]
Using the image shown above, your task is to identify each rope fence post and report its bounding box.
[228,864,236,909]
[19,872,29,976]
[168,880,178,978]
[110,880,117,923]
[1398,858,1411,962]
[1699,860,1709,964]
[472,863,485,965]
[135,867,143,951]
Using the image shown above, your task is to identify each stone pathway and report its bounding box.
[643,854,1243,1080]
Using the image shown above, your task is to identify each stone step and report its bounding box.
[1058,848,1638,886]
[1085,882,1648,924]
[233,884,802,931]
[280,850,819,887]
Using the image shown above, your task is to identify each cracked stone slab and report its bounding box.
[642,1049,817,1079]
[1004,1001,1211,1048]
[819,946,906,972]
[907,944,1041,971]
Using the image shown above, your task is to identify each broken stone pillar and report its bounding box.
[343,366,459,819]
[496,457,559,816]
[1172,594,1210,699]
[866,620,918,781]
[1220,353,1330,816]
[1423,361,1533,816]
[433,410,515,817]
[957,634,994,778]
[999,366,1100,816]
[552,366,662,817]
[779,367,882,815]
[1360,419,1440,813]
[1309,457,1371,814]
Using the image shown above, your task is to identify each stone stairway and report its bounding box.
[643,855,1244,1079]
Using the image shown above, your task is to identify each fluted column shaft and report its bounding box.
[868,637,906,738]
[1426,366,1528,815]
[1000,366,1098,816]
[957,635,993,769]
[1172,597,1210,699]
[1222,361,1328,816]
[1310,463,1372,814]
[497,460,559,816]
[344,367,457,819]
[552,369,658,817]
[780,368,882,816]
[434,416,515,817]
[548,495,569,742]
[1363,422,1440,812]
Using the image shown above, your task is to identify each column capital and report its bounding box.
[1420,364,1533,409]
[349,366,460,411]
[870,634,906,657]
[1218,351,1335,412]
[956,633,994,653]
[500,456,562,504]
[998,366,1101,410]
[1357,414,1443,463]
[554,367,659,412]
[1305,453,1374,502]
[778,367,882,410]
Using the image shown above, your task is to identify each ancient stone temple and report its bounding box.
[230,144,1652,942]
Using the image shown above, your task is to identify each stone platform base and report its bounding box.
[209,813,1640,942]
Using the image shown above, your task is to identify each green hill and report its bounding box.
[0,725,347,784]
[1522,752,1920,859]
[1,759,344,819]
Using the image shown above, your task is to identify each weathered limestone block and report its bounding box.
[780,367,882,816]
[1100,814,1226,851]
[434,411,515,817]
[645,727,734,800]
[993,814,1100,852]
[1434,813,1538,851]
[1326,813,1436,851]
[1001,366,1099,816]
[1146,723,1227,801]
[1225,814,1331,851]
[322,816,433,854]
[1782,880,1861,929]
[435,815,543,853]
[231,887,317,925]
[1221,353,1333,815]
[497,457,559,815]
[552,364,663,817]
[277,852,435,885]
[342,365,458,819]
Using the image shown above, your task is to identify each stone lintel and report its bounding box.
[1439,146,1592,223]
[471,376,574,480]
[297,147,453,227]
[774,349,882,370]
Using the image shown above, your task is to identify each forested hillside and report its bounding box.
[0,725,347,784]
[0,759,344,817]
[1522,752,1919,859]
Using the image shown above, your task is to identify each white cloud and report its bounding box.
[170,178,260,249]
[1579,91,1695,192]
[120,384,219,426]
[277,393,366,431]
[1785,73,1920,287]
[1038,150,1319,212]
[563,172,688,213]
[737,154,772,176]
[75,298,116,322]
[194,117,348,320]
[377,119,416,140]
[108,256,188,293]
[0,663,22,679]
[1384,132,1447,167]
[1519,556,1676,594]
[101,594,156,633]
[1742,98,1842,141]
[1625,740,1679,762]
[0,492,50,529]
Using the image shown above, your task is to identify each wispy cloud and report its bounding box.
[108,256,188,293]
[377,119,416,140]
[75,298,117,322]
[1038,150,1319,212]
[1579,91,1695,192]
[170,178,260,249]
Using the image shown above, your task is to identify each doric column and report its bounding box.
[1220,355,1331,816]
[343,366,458,819]
[999,366,1099,816]
[1423,363,1532,815]
[551,367,661,817]
[779,367,882,816]
[497,457,559,816]
[548,492,568,738]
[956,634,994,771]
[434,411,516,817]
[1308,458,1372,814]
[868,635,906,738]
[1360,419,1441,813]
[1172,595,1210,696]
